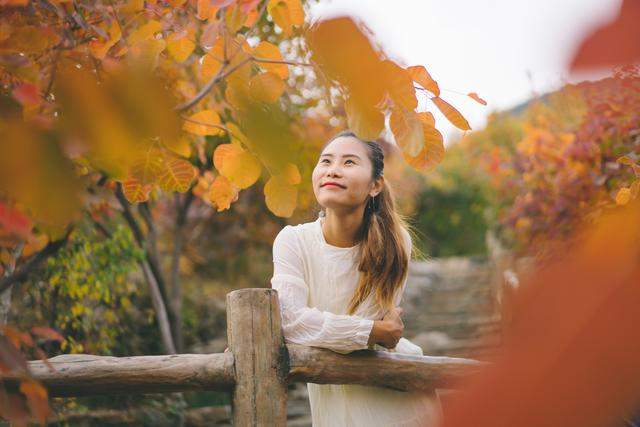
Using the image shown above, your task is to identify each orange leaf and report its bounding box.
[431,96,471,131]
[416,111,435,127]
[19,379,50,424]
[402,124,444,172]
[468,92,487,105]
[615,187,631,205]
[407,65,440,96]
[282,163,301,185]
[383,60,417,110]
[122,177,153,203]
[390,106,424,157]
[208,175,239,211]
[345,95,384,141]
[30,327,64,342]
[213,144,262,189]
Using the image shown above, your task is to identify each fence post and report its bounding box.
[226,288,288,426]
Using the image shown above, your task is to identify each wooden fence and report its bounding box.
[10,289,484,425]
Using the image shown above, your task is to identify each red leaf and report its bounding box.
[444,201,640,427]
[0,202,32,239]
[31,327,64,343]
[570,0,640,70]
[12,83,41,107]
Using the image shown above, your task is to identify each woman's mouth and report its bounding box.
[321,182,346,189]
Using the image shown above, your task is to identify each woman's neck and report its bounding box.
[321,207,365,248]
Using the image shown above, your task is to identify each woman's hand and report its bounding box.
[367,306,404,349]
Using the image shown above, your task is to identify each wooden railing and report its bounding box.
[11,289,485,425]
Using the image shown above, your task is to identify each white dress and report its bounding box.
[270,216,443,427]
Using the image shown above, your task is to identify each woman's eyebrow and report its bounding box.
[320,153,362,160]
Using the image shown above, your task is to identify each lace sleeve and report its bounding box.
[270,226,374,354]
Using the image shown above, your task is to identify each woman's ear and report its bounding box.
[370,176,385,197]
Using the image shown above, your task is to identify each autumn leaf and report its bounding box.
[283,163,301,185]
[130,144,164,185]
[432,96,471,130]
[267,0,304,37]
[128,20,162,45]
[345,94,384,141]
[208,175,239,211]
[167,31,195,62]
[417,111,435,127]
[390,106,424,157]
[213,144,262,189]
[121,177,153,203]
[383,60,417,110]
[249,72,285,103]
[264,174,297,217]
[19,379,50,425]
[89,21,121,60]
[183,110,224,136]
[402,124,445,172]
[407,65,440,96]
[615,187,631,205]
[253,41,289,79]
[0,202,32,239]
[468,92,487,105]
[158,155,196,192]
[30,327,64,342]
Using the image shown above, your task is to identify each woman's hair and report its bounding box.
[319,130,418,315]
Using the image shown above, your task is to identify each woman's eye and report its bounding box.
[345,159,355,165]
[320,159,330,164]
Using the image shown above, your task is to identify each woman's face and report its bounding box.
[312,136,379,212]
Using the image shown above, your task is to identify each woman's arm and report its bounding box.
[271,226,374,354]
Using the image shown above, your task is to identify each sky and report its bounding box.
[308,0,622,143]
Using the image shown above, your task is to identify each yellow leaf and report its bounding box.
[390,106,424,157]
[253,41,289,79]
[617,155,636,166]
[158,155,196,192]
[121,0,145,14]
[402,124,445,172]
[283,163,301,185]
[432,97,471,131]
[407,65,440,96]
[129,37,166,69]
[130,144,164,185]
[264,175,297,217]
[128,20,162,45]
[183,110,223,136]
[208,175,239,211]
[267,0,304,36]
[345,95,384,141]
[89,22,121,60]
[615,187,631,205]
[249,72,285,103]
[164,137,192,157]
[167,32,195,62]
[213,144,261,189]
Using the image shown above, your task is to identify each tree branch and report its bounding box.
[175,56,252,112]
[0,229,72,294]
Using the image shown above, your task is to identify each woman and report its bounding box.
[270,130,443,426]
